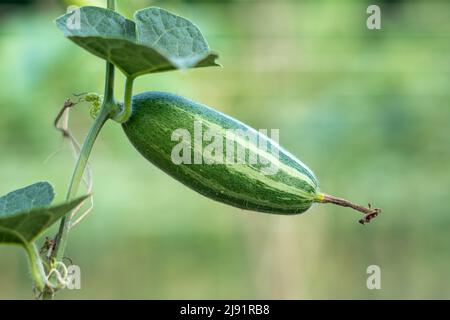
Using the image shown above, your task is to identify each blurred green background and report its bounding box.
[0,0,449,299]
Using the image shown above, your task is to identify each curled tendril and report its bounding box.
[85,93,103,119]
[34,259,73,299]
[44,260,70,292]
[46,95,95,240]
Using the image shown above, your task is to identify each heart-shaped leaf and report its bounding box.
[0,182,88,245]
[55,6,219,78]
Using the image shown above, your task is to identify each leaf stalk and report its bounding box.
[112,76,135,123]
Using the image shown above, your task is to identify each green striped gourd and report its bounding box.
[122,92,380,223]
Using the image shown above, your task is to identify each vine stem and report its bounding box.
[52,106,111,261]
[41,105,111,301]
[316,193,381,224]
[41,0,117,300]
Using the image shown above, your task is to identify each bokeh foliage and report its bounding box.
[0,0,449,299]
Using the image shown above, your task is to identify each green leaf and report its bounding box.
[0,182,88,245]
[55,6,219,78]
[0,182,54,216]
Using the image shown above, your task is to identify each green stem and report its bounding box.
[41,105,111,301]
[112,76,135,123]
[41,0,117,301]
[25,242,46,293]
[53,105,111,261]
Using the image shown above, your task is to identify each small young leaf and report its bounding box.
[55,6,219,78]
[0,183,88,245]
